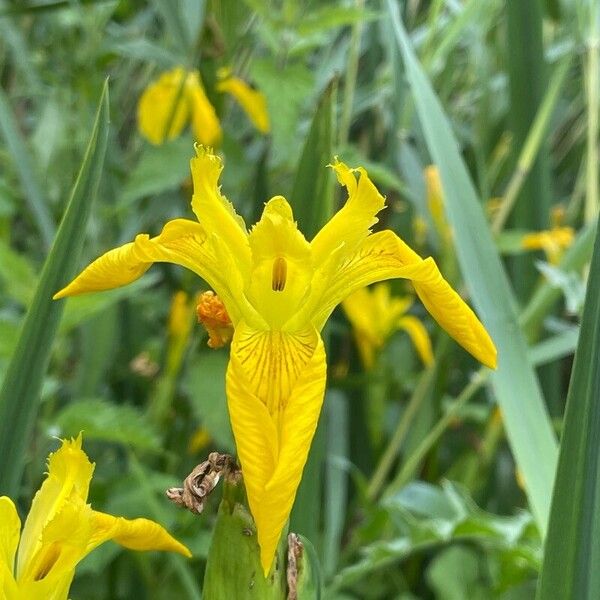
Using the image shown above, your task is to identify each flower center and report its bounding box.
[271,257,287,292]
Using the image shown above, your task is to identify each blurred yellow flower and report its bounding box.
[0,435,190,599]
[137,67,221,146]
[342,284,433,369]
[216,67,270,134]
[137,66,270,146]
[188,427,212,454]
[521,226,574,264]
[424,165,451,244]
[54,146,496,575]
[168,290,196,340]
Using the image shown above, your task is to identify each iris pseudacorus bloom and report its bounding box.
[0,435,190,599]
[343,283,434,370]
[521,226,574,264]
[137,66,270,146]
[54,146,497,575]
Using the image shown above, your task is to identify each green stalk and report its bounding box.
[492,57,571,235]
[505,0,552,301]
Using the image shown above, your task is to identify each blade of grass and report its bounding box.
[537,218,600,599]
[0,81,110,496]
[0,84,54,249]
[387,1,558,535]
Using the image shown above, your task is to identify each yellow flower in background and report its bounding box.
[168,290,196,340]
[343,283,434,370]
[521,226,574,264]
[54,146,496,575]
[137,66,270,146]
[0,436,190,599]
[216,67,270,134]
[137,67,221,146]
[424,165,451,244]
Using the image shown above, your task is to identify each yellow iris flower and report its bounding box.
[138,66,270,146]
[0,435,190,599]
[54,146,496,575]
[521,226,574,264]
[342,283,434,370]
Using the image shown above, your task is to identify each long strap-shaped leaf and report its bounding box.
[537,218,600,598]
[0,80,110,496]
[385,0,557,535]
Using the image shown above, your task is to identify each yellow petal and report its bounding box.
[309,231,497,368]
[397,315,434,366]
[187,72,222,146]
[246,196,312,329]
[226,322,326,575]
[0,497,20,578]
[311,160,386,266]
[89,511,191,557]
[216,74,270,134]
[137,67,190,145]
[17,435,94,579]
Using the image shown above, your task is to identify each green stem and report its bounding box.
[584,15,599,223]
[384,370,488,498]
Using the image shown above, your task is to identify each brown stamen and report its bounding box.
[272,256,287,292]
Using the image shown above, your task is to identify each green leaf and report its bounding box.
[118,136,193,209]
[0,81,110,496]
[386,1,558,535]
[537,220,600,599]
[51,398,161,451]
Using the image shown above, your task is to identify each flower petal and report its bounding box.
[226,322,327,575]
[216,72,270,134]
[309,231,497,368]
[88,512,191,557]
[187,73,222,146]
[0,497,20,578]
[310,160,386,265]
[17,435,94,579]
[137,67,190,145]
[397,315,434,366]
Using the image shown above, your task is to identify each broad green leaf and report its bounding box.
[386,0,557,535]
[0,81,110,496]
[537,221,600,599]
[52,398,161,451]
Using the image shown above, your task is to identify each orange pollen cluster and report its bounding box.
[196,291,233,349]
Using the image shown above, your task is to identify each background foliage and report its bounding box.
[0,0,596,598]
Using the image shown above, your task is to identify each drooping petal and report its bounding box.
[17,435,94,579]
[187,73,222,147]
[53,218,246,322]
[216,70,270,133]
[226,322,327,575]
[308,231,497,369]
[0,497,20,579]
[88,511,191,557]
[310,160,386,266]
[397,315,434,366]
[137,67,191,145]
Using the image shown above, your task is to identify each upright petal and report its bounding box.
[53,218,246,323]
[187,73,222,147]
[137,67,190,145]
[216,70,270,134]
[88,512,191,557]
[310,160,386,266]
[17,435,94,579]
[226,322,327,575]
[0,497,20,579]
[308,230,497,369]
[190,146,251,279]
